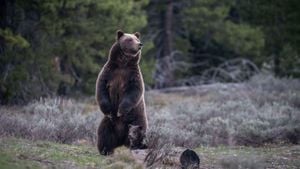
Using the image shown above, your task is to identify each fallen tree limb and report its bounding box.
[131,147,200,169]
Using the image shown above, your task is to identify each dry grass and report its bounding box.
[0,74,299,148]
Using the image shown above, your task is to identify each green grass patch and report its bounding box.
[195,145,300,169]
[1,137,299,169]
[0,137,143,169]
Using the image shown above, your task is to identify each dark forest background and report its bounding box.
[1,0,300,104]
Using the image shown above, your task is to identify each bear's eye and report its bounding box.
[127,39,133,42]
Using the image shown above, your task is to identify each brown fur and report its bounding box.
[128,124,147,149]
[96,30,147,155]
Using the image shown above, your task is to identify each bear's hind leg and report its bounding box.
[97,116,118,155]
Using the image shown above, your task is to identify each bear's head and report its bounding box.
[116,30,143,57]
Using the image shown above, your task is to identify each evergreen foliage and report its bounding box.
[0,0,148,104]
[1,0,299,104]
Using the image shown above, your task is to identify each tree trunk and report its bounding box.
[131,147,200,169]
[154,0,174,89]
[273,52,281,76]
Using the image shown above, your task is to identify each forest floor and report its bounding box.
[0,137,299,169]
[0,75,299,169]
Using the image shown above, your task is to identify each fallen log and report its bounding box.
[131,147,200,169]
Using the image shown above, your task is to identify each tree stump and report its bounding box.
[131,147,200,169]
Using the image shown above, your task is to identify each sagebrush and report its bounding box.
[0,74,299,148]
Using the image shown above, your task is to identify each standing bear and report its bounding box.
[96,30,148,155]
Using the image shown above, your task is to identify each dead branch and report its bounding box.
[131,147,200,169]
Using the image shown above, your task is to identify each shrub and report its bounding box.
[0,98,101,144]
[0,74,299,147]
[146,74,300,147]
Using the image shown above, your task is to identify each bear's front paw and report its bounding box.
[107,114,113,119]
[99,101,113,115]
[117,110,122,117]
[107,114,117,121]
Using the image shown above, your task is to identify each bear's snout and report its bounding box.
[138,43,143,49]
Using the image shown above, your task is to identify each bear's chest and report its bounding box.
[108,68,129,100]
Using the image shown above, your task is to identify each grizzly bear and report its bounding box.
[96,30,148,155]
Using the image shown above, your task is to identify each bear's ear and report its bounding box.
[116,30,124,40]
[134,32,140,39]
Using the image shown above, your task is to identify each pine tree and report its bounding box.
[237,0,300,77]
[0,0,148,104]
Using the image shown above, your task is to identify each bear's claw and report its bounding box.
[100,147,113,156]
